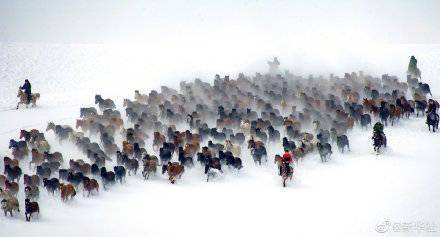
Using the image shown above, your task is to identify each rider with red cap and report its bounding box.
[279,150,294,175]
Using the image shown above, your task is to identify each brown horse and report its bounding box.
[5,180,19,196]
[184,143,200,158]
[76,119,91,131]
[23,174,40,187]
[363,98,379,115]
[292,147,305,158]
[16,88,40,109]
[60,183,76,201]
[33,139,51,153]
[0,175,6,189]
[122,141,134,156]
[83,178,99,197]
[153,132,166,151]
[173,133,185,149]
[69,159,91,174]
[109,117,124,129]
[19,129,41,143]
[30,149,44,169]
[247,138,264,150]
[142,157,158,180]
[43,151,63,163]
[162,162,184,184]
[3,157,19,172]
[274,154,282,168]
[389,104,402,126]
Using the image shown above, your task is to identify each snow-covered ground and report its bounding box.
[1,43,440,237]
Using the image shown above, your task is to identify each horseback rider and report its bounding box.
[279,150,293,176]
[268,57,280,75]
[373,122,384,139]
[427,99,438,114]
[426,99,439,131]
[372,122,386,152]
[20,79,32,104]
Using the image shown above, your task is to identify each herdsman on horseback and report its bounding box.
[372,122,387,154]
[427,99,438,114]
[426,99,439,132]
[17,79,40,109]
[279,150,293,176]
[20,79,32,104]
[277,150,294,187]
[268,57,280,76]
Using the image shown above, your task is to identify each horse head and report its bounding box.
[46,122,55,132]
[8,140,17,149]
[17,88,23,98]
[19,130,27,139]
[95,95,102,104]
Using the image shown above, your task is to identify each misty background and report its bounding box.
[0,0,439,108]
[2,0,440,44]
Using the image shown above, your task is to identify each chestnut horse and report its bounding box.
[153,132,166,151]
[142,157,158,180]
[59,183,76,201]
[83,178,99,197]
[162,162,184,184]
[122,141,134,156]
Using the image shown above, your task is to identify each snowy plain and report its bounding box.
[0,43,439,237]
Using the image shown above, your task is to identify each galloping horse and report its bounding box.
[17,88,40,109]
[427,112,439,132]
[162,162,184,184]
[280,161,293,187]
[372,132,387,154]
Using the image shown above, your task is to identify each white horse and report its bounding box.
[224,140,241,157]
[240,120,251,135]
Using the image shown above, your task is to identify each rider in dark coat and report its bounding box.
[372,122,386,151]
[20,79,32,104]
[427,99,438,114]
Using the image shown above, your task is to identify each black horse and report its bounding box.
[204,157,222,182]
[379,106,390,126]
[280,161,293,187]
[336,135,350,153]
[372,131,387,154]
[426,111,439,132]
[317,142,332,162]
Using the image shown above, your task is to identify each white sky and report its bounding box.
[0,0,439,44]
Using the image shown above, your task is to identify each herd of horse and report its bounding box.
[1,62,438,221]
